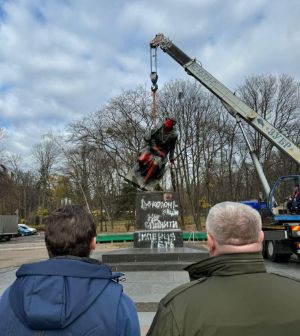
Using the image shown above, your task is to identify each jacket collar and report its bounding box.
[16,256,123,280]
[185,252,266,281]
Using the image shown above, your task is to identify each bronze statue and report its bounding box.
[127,117,177,191]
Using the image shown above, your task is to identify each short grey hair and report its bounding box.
[206,202,262,246]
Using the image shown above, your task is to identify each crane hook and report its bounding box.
[150,72,158,92]
[150,46,158,92]
[150,45,159,123]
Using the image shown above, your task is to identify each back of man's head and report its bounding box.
[45,205,96,258]
[206,202,262,248]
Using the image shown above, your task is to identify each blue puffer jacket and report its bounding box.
[0,257,140,336]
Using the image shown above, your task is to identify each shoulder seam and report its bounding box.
[269,272,300,283]
[162,277,207,306]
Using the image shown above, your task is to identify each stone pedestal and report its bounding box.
[101,191,208,274]
[101,247,208,271]
[133,191,183,248]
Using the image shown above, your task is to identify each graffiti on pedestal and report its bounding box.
[144,214,178,230]
[137,231,177,248]
[136,192,179,231]
[134,191,183,248]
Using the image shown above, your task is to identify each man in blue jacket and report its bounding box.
[0,205,140,336]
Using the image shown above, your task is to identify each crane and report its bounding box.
[150,33,300,166]
[150,33,300,262]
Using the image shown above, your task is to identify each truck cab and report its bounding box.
[242,176,300,262]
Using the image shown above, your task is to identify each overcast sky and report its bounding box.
[0,0,300,168]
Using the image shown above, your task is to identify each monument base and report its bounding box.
[101,246,208,271]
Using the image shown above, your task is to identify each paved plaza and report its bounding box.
[0,236,191,334]
[1,235,300,335]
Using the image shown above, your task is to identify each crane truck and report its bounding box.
[150,33,300,262]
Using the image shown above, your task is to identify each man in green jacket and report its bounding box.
[147,201,300,336]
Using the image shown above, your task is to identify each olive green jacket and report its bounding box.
[147,252,300,336]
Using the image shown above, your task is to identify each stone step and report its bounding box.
[136,302,158,312]
[107,260,195,271]
[121,270,190,303]
[102,247,208,264]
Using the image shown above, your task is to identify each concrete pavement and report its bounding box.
[2,237,300,335]
[0,239,168,335]
[0,266,176,335]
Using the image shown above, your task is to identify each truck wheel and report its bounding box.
[266,241,276,261]
[5,236,11,241]
[262,240,268,259]
[266,240,291,262]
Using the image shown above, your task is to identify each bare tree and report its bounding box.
[47,74,300,232]
[32,138,61,211]
[157,80,232,229]
[237,74,300,177]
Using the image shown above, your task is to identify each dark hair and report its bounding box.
[45,205,96,258]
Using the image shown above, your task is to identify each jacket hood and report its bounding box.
[185,252,266,281]
[9,257,122,330]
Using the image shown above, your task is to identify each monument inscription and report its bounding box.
[134,191,183,248]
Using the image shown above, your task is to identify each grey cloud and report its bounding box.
[0,0,300,165]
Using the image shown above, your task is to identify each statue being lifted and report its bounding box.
[127,117,177,191]
[125,44,178,191]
